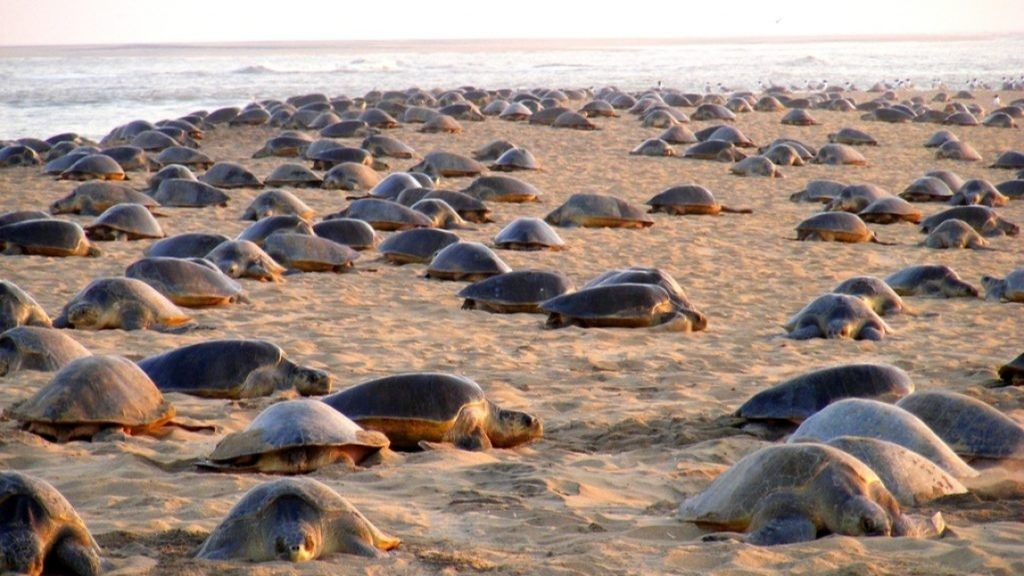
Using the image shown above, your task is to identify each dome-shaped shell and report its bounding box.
[379,228,460,264]
[242,190,314,221]
[490,148,540,171]
[896,390,1024,461]
[145,233,230,259]
[125,257,243,306]
[237,215,314,246]
[51,181,158,215]
[544,193,653,228]
[796,212,875,242]
[59,154,126,181]
[462,176,541,203]
[264,233,359,273]
[324,372,485,425]
[493,217,564,250]
[0,218,100,257]
[264,163,322,188]
[10,355,173,430]
[84,203,164,240]
[312,218,379,250]
[458,270,574,313]
[0,326,91,376]
[200,162,263,188]
[426,242,511,281]
[153,179,229,208]
[332,198,433,231]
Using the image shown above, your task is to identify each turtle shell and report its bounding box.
[50,182,158,215]
[494,217,564,250]
[59,154,126,181]
[139,339,294,397]
[9,355,174,439]
[461,175,541,203]
[458,271,574,313]
[312,218,379,250]
[0,326,91,376]
[426,242,510,281]
[0,219,99,257]
[795,212,874,242]
[242,190,314,221]
[378,228,460,264]
[0,280,51,331]
[264,233,359,273]
[544,193,653,228]
[541,283,675,328]
[85,203,164,240]
[237,215,314,246]
[200,162,263,188]
[323,372,486,448]
[264,163,322,188]
[333,198,433,231]
[125,257,244,307]
[52,277,192,330]
[152,179,229,208]
[897,391,1024,460]
[145,232,231,258]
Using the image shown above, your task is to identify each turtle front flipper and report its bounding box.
[745,491,818,545]
[786,323,823,340]
[1,528,44,575]
[444,403,493,450]
[49,532,103,576]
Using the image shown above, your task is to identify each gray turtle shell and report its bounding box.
[155,146,213,168]
[832,276,906,315]
[544,193,653,228]
[334,198,433,231]
[490,148,539,171]
[737,363,913,423]
[139,339,297,395]
[427,242,510,279]
[378,228,460,263]
[461,175,541,202]
[458,270,574,310]
[145,164,195,192]
[494,217,564,250]
[361,135,416,159]
[237,215,314,246]
[243,189,313,221]
[322,162,381,191]
[919,206,1019,237]
[788,398,978,478]
[125,257,243,306]
[541,283,672,323]
[795,212,873,241]
[52,277,191,330]
[897,391,1024,460]
[884,264,978,297]
[0,219,98,256]
[312,218,379,250]
[323,372,485,424]
[0,210,51,227]
[630,138,675,157]
[264,163,322,188]
[60,154,125,180]
[369,172,422,200]
[51,182,158,215]
[200,162,263,188]
[472,140,516,162]
[85,203,164,239]
[813,144,868,166]
[264,233,359,272]
[145,232,231,258]
[410,151,485,177]
[0,326,91,376]
[0,280,51,331]
[900,177,953,201]
[153,178,229,208]
[790,179,846,203]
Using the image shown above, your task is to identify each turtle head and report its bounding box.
[290,365,332,396]
[980,275,1005,300]
[54,303,98,329]
[836,495,892,537]
[273,521,320,562]
[488,405,543,448]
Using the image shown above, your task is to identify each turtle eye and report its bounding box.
[861,516,882,535]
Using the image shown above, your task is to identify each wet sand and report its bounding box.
[1,89,1023,575]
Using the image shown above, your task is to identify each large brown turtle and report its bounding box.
[783,294,891,340]
[237,215,314,247]
[813,144,868,166]
[0,281,50,331]
[493,217,565,251]
[53,277,193,331]
[242,190,314,221]
[0,471,103,576]
[858,196,923,224]
[378,228,460,264]
[0,326,90,377]
[84,203,164,240]
[264,233,359,273]
[678,444,944,545]
[426,242,511,281]
[0,219,101,257]
[264,163,323,189]
[196,477,399,561]
[125,257,245,307]
[541,283,699,331]
[788,398,977,478]
[152,179,229,208]
[410,151,485,178]
[982,268,1024,302]
[936,140,982,161]
[832,276,906,316]
[900,177,954,202]
[7,355,178,442]
[897,391,1024,462]
[50,182,158,215]
[58,154,126,181]
[201,399,388,473]
[545,193,653,228]
[138,339,329,398]
[462,175,541,203]
[795,212,883,243]
[200,162,263,189]
[312,219,380,251]
[884,264,978,298]
[459,271,574,313]
[922,218,991,249]
[323,372,542,450]
[205,239,285,282]
[919,205,1019,237]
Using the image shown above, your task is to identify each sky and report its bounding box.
[1,0,1022,46]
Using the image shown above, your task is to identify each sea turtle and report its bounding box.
[206,240,287,281]
[200,162,263,189]
[784,294,891,340]
[919,205,1019,237]
[553,111,598,130]
[323,372,542,450]
[0,281,51,331]
[409,151,485,178]
[862,107,913,123]
[754,95,786,111]
[7,355,178,442]
[498,102,532,121]
[400,190,492,223]
[490,148,540,171]
[640,109,678,128]
[361,135,417,159]
[922,218,991,249]
[832,276,906,315]
[896,391,1024,461]
[996,179,1024,199]
[152,179,229,208]
[0,326,91,377]
[813,144,868,166]
[139,339,329,398]
[824,437,967,506]
[144,164,195,192]
[936,140,982,161]
[146,233,231,259]
[84,203,164,240]
[493,217,564,251]
[472,140,517,162]
[130,130,179,152]
[630,139,676,157]
[983,112,1017,128]
[0,210,51,227]
[991,151,1024,170]
[426,242,510,281]
[155,146,213,170]
[195,477,399,561]
[461,175,541,203]
[459,270,574,313]
[645,185,751,215]
[884,264,978,298]
[322,162,381,191]
[858,196,923,224]
[730,155,782,177]
[762,143,806,167]
[788,398,978,479]
[52,277,193,331]
[541,283,700,331]
[683,140,746,162]
[419,114,463,134]
[311,219,379,251]
[950,179,1008,207]
[789,179,846,203]
[691,103,736,121]
[321,119,377,138]
[330,198,432,231]
[306,145,382,171]
[780,108,820,126]
[0,144,41,167]
[0,471,103,576]
[0,219,101,257]
[579,100,618,118]
[761,138,816,160]
[58,154,126,181]
[242,190,314,221]
[50,182,158,215]
[982,268,1024,302]
[264,164,322,189]
[899,177,954,202]
[201,399,387,473]
[358,108,399,128]
[658,125,697,144]
[125,257,245,307]
[825,184,891,213]
[944,111,979,126]
[264,233,359,273]
[828,128,878,146]
[795,212,882,243]
[924,130,959,148]
[545,193,653,228]
[366,172,422,201]
[581,267,705,323]
[237,215,314,247]
[378,228,460,264]
[736,363,913,424]
[251,134,312,158]
[528,106,572,126]
[678,444,944,545]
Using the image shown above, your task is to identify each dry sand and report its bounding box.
[1,91,1023,575]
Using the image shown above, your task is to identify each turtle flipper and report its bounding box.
[452,426,492,451]
[857,326,886,341]
[50,532,102,576]
[338,533,385,558]
[786,325,822,340]
[745,514,817,546]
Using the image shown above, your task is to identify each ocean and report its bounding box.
[1,36,1022,140]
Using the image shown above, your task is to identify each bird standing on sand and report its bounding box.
[993,94,1001,107]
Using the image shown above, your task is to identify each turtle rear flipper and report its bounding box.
[50,532,103,576]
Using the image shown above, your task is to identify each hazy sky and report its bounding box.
[2,0,1022,46]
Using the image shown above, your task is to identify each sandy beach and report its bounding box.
[1,89,1023,575]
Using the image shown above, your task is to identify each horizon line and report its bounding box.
[2,31,1022,51]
